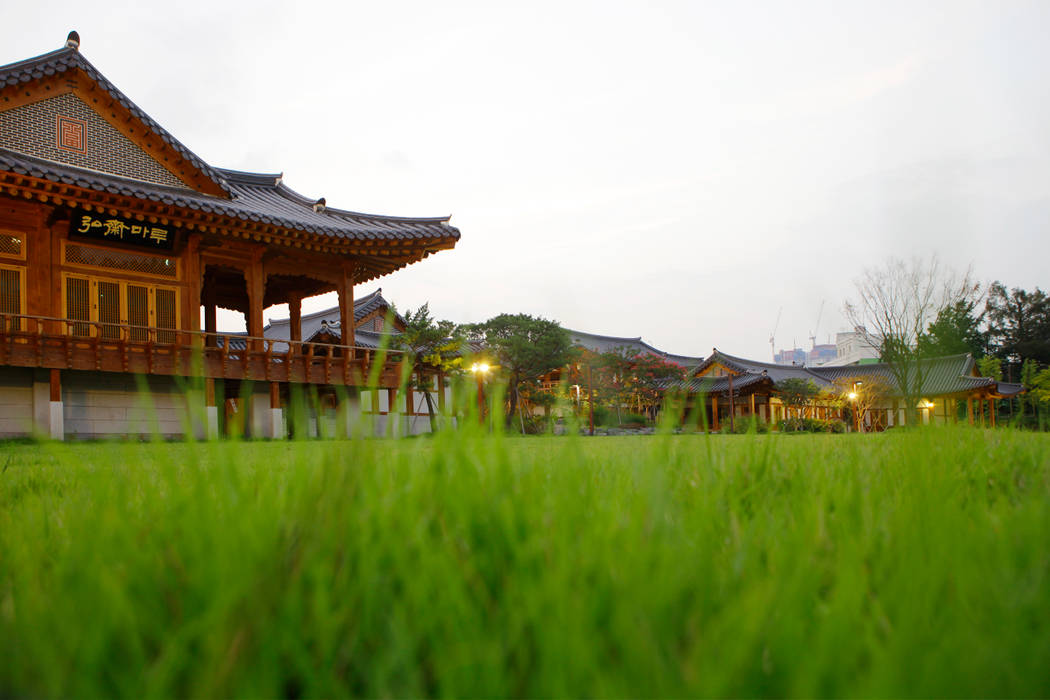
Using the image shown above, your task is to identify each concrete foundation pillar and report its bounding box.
[49,369,63,440]
[205,379,219,439]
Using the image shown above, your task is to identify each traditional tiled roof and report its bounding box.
[0,40,461,252]
[567,328,704,369]
[253,288,403,344]
[0,148,460,244]
[0,45,231,195]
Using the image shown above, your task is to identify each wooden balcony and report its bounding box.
[0,314,410,387]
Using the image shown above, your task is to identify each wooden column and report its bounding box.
[184,234,202,336]
[337,260,357,346]
[990,398,996,428]
[437,372,446,411]
[749,393,756,418]
[711,395,719,432]
[288,292,302,349]
[247,251,265,349]
[203,288,217,348]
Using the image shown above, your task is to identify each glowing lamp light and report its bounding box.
[471,362,490,374]
[848,392,858,401]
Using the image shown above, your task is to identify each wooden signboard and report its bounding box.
[69,209,176,251]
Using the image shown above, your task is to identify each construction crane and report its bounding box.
[808,299,825,349]
[769,306,782,362]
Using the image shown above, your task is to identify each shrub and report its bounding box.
[778,418,847,433]
[728,417,770,434]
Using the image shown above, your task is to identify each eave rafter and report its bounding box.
[0,172,457,284]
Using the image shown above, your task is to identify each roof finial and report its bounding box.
[313,197,326,213]
[66,31,80,50]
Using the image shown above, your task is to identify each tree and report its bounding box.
[844,256,980,426]
[777,378,820,419]
[917,299,986,358]
[464,314,577,427]
[621,353,687,418]
[397,303,464,431]
[985,282,1050,375]
[832,374,891,433]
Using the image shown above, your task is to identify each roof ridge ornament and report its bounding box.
[66,30,80,50]
[313,197,326,213]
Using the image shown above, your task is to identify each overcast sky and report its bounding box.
[5,1,1048,359]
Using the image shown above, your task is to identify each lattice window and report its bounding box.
[66,276,90,337]
[156,288,176,344]
[65,243,177,278]
[97,280,121,340]
[0,267,22,331]
[128,285,149,342]
[0,232,23,258]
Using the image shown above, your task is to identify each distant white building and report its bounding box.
[817,327,881,367]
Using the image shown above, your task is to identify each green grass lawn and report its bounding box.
[1,428,1048,697]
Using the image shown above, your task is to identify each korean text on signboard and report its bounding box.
[69,209,176,251]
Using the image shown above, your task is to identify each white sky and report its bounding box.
[5,1,1049,359]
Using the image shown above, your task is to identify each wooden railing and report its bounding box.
[0,313,410,387]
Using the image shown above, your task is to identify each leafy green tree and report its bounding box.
[918,299,986,358]
[397,303,464,431]
[985,282,1050,375]
[464,314,577,427]
[777,378,820,419]
[977,355,1002,382]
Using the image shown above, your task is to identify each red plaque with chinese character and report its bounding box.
[56,115,87,154]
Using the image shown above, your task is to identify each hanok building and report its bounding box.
[0,33,460,439]
[681,350,1024,431]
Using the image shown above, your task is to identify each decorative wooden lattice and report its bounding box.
[65,243,177,278]
[0,233,22,257]
[66,277,90,337]
[156,288,176,344]
[0,268,21,331]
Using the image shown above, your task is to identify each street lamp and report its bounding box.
[849,381,862,432]
[470,362,490,425]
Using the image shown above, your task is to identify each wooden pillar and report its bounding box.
[203,289,217,348]
[437,372,446,412]
[406,383,414,417]
[184,234,202,337]
[711,395,719,432]
[990,398,996,428]
[288,292,302,349]
[247,251,265,348]
[48,368,63,440]
[749,392,756,418]
[337,260,357,346]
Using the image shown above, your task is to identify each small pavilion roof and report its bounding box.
[258,288,404,344]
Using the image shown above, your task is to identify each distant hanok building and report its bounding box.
[0,33,460,439]
[681,350,1024,431]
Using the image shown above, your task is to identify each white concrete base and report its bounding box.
[206,406,219,439]
[270,408,285,439]
[49,401,64,440]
